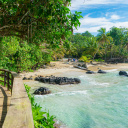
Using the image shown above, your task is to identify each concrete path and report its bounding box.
[0,85,11,128]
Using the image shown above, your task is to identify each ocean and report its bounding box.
[26,69,128,128]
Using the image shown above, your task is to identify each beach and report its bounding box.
[20,61,128,78]
[22,60,128,128]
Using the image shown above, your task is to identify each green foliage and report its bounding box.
[95,59,104,62]
[0,0,82,45]
[79,56,91,63]
[0,37,52,72]
[67,26,128,62]
[0,0,83,72]
[24,84,55,128]
[109,27,128,45]
[82,31,94,37]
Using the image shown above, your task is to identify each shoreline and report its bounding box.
[19,61,128,78]
[22,61,128,128]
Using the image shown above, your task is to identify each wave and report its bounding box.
[35,90,87,98]
[105,69,118,72]
[90,81,109,86]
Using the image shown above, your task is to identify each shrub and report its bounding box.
[24,84,55,128]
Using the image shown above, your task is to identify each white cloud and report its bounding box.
[74,15,128,34]
[70,0,128,35]
[110,14,120,20]
[70,0,128,10]
[79,15,109,26]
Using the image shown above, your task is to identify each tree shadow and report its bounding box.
[0,86,8,128]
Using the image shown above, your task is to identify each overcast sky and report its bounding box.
[69,0,128,36]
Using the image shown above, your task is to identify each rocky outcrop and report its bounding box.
[35,76,81,85]
[33,87,51,95]
[97,69,106,74]
[86,71,95,74]
[23,77,28,80]
[22,77,33,80]
[119,71,127,76]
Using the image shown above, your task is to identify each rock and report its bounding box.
[28,77,33,80]
[23,77,28,80]
[40,77,46,83]
[74,78,81,83]
[78,64,81,66]
[35,77,40,81]
[119,71,127,76]
[33,87,51,95]
[98,69,106,74]
[86,71,95,74]
[82,64,87,68]
[49,78,55,84]
[34,76,81,85]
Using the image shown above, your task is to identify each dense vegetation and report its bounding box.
[67,27,128,62]
[1,1,128,128]
[24,84,55,128]
[0,0,82,72]
[1,1,128,73]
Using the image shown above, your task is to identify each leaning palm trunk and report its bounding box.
[105,46,107,62]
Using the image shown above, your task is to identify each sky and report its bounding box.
[69,0,128,36]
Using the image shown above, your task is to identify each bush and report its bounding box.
[0,37,52,72]
[95,59,104,62]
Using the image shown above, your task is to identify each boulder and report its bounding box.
[23,77,28,80]
[28,77,33,80]
[34,75,81,85]
[98,69,106,74]
[74,78,81,83]
[86,71,95,74]
[35,77,40,81]
[33,87,51,95]
[119,71,127,76]
[82,64,87,68]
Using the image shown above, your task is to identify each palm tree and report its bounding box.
[64,41,77,58]
[52,45,65,61]
[97,28,113,62]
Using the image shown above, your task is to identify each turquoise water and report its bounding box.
[28,69,128,128]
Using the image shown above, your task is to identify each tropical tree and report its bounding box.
[82,31,93,37]
[82,37,99,60]
[68,33,87,57]
[64,41,77,57]
[97,28,113,61]
[52,45,65,61]
[0,0,82,45]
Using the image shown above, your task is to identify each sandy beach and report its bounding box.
[19,60,128,78]
[21,60,128,128]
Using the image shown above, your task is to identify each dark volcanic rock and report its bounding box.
[33,87,51,95]
[86,71,95,74]
[23,77,28,80]
[28,77,33,80]
[119,71,127,76]
[74,78,81,83]
[98,69,106,74]
[82,64,87,68]
[23,77,33,80]
[35,77,40,81]
[34,76,81,85]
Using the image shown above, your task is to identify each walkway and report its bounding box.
[0,85,11,128]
